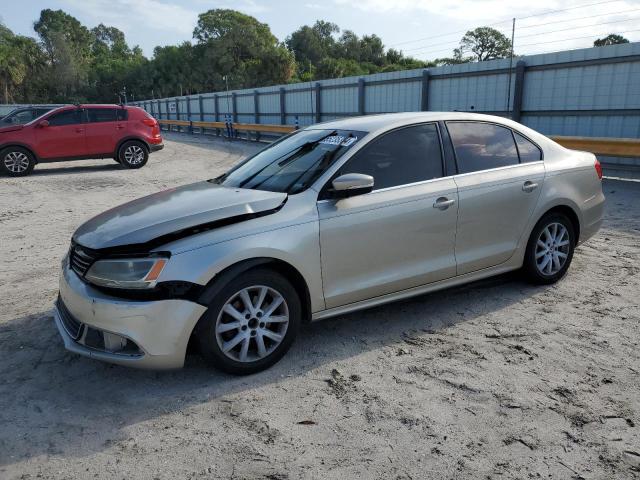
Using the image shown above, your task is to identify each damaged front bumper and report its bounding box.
[54,262,207,369]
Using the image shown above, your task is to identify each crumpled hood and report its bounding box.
[0,124,24,133]
[73,181,287,250]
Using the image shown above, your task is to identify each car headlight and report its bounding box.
[85,257,168,289]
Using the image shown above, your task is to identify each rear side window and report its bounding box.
[514,132,542,162]
[117,109,128,121]
[87,108,117,123]
[48,109,82,126]
[447,122,519,174]
[337,123,443,190]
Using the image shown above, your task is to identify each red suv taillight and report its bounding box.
[142,118,161,137]
[594,158,603,180]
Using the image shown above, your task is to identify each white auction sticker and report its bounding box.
[319,136,357,146]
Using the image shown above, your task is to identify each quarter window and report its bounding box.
[87,108,117,123]
[447,122,519,174]
[336,123,443,190]
[116,109,128,121]
[48,109,82,126]
[514,132,542,162]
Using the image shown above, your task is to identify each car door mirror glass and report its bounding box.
[329,173,374,198]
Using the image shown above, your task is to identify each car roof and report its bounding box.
[307,111,563,154]
[307,111,513,131]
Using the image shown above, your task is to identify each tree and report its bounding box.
[594,34,629,47]
[458,27,512,61]
[193,9,295,92]
[34,9,95,101]
[286,20,339,73]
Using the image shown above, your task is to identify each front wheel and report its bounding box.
[118,141,148,169]
[196,269,301,375]
[0,147,35,177]
[523,212,576,284]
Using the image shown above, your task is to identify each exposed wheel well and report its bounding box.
[198,257,313,323]
[540,205,580,242]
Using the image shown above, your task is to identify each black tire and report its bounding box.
[118,140,148,169]
[523,212,576,285]
[195,268,301,375]
[0,146,35,177]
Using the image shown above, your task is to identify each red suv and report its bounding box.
[0,104,163,176]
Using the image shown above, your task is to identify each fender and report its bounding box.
[0,142,40,162]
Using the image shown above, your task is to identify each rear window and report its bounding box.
[87,108,117,123]
[447,122,519,174]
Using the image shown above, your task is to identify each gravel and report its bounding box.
[1,133,638,479]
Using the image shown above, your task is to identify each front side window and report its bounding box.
[87,108,117,123]
[335,123,443,191]
[213,129,365,194]
[2,109,35,125]
[514,132,542,162]
[48,109,83,127]
[447,122,519,174]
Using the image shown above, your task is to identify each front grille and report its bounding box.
[56,296,84,340]
[69,243,99,277]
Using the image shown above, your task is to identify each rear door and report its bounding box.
[35,108,86,159]
[318,123,458,308]
[446,121,545,275]
[85,108,121,155]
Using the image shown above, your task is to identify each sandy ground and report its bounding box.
[0,133,639,480]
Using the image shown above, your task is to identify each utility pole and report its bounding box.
[506,18,516,116]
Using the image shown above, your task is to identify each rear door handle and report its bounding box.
[433,197,456,210]
[522,181,538,192]
[75,128,84,133]
[116,124,125,130]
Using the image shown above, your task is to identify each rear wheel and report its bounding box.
[523,212,575,284]
[196,269,301,375]
[0,147,35,177]
[118,141,148,169]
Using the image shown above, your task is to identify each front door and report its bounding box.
[318,123,458,309]
[35,108,86,159]
[446,121,545,275]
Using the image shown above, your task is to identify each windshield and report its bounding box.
[212,128,366,194]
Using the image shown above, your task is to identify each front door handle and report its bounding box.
[75,128,84,133]
[433,197,456,210]
[522,181,538,192]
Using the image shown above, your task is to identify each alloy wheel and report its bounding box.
[215,285,290,363]
[4,151,30,173]
[124,145,145,165]
[535,222,570,276]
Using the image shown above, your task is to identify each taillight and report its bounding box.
[142,118,156,128]
[594,158,603,180]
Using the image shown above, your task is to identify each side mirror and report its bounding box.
[329,173,374,199]
[38,120,49,128]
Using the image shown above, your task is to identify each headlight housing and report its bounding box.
[85,257,168,289]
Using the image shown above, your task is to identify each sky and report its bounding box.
[2,0,640,60]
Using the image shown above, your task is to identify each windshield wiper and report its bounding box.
[237,130,339,189]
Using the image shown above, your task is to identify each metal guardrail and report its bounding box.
[157,119,296,140]
[157,119,640,158]
[550,136,640,158]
